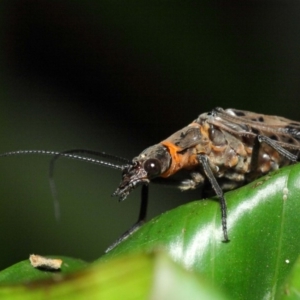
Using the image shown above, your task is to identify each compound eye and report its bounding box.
[144,159,161,176]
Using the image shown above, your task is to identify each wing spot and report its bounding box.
[270,135,278,141]
[234,111,245,117]
[252,128,259,135]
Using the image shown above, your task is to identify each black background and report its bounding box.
[0,1,300,269]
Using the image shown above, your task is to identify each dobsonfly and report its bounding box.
[1,107,300,251]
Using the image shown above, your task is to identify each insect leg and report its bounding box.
[250,135,298,172]
[258,136,298,161]
[105,184,149,252]
[198,154,229,242]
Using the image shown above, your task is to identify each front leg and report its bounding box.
[106,184,149,252]
[198,154,229,242]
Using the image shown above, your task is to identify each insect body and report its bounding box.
[111,107,300,248]
[1,107,299,251]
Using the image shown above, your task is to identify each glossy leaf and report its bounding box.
[277,254,300,299]
[0,256,88,285]
[0,252,227,300]
[101,164,300,300]
[1,164,300,299]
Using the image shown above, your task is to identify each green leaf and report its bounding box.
[101,164,300,300]
[276,254,300,299]
[0,256,88,284]
[0,252,228,300]
[1,164,300,299]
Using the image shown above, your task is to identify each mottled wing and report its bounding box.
[225,108,300,128]
[202,107,300,150]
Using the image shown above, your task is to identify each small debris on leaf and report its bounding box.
[29,254,63,270]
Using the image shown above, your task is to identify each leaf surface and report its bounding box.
[102,164,300,299]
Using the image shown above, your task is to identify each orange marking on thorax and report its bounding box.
[159,122,209,178]
[159,141,182,177]
[159,141,199,178]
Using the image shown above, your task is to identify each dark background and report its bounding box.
[0,1,300,270]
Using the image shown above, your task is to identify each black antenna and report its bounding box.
[0,150,125,170]
[0,150,128,220]
[48,149,131,219]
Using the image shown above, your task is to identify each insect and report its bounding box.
[1,107,300,251]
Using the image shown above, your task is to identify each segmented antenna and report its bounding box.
[48,149,131,219]
[0,150,126,169]
[0,150,129,220]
